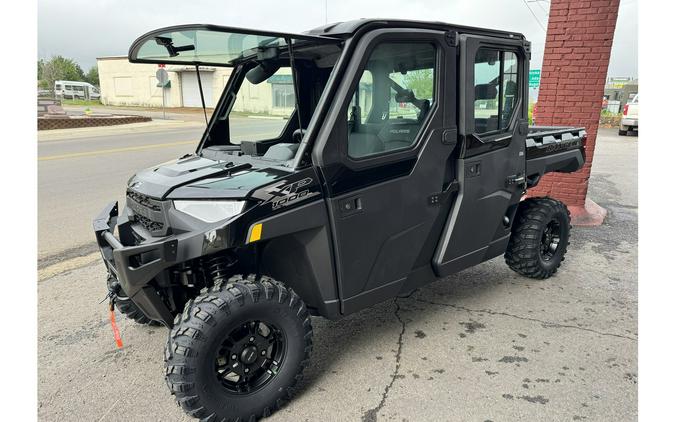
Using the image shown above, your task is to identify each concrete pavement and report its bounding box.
[37,129,637,421]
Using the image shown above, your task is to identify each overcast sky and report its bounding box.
[38,0,637,78]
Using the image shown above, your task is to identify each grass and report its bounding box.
[61,99,102,107]
[601,109,621,117]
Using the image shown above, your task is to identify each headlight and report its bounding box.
[173,200,245,223]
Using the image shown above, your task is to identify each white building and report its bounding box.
[96,56,294,116]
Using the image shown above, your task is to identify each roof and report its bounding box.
[307,19,526,41]
[126,20,527,68]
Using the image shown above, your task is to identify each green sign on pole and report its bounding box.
[529,69,541,88]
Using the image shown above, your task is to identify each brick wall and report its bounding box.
[38,116,151,130]
[529,0,621,207]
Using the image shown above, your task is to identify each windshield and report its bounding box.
[129,25,339,67]
[198,41,343,164]
[134,29,288,66]
[129,24,343,165]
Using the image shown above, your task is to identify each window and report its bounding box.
[272,84,295,108]
[347,70,373,122]
[347,42,436,159]
[229,67,294,144]
[473,48,520,134]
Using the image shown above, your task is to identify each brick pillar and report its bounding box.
[528,0,620,226]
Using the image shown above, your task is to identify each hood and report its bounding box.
[127,155,289,200]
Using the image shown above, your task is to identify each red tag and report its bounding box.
[109,309,124,349]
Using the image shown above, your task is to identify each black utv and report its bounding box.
[94,19,585,421]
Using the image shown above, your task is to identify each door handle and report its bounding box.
[506,174,527,189]
[338,196,362,217]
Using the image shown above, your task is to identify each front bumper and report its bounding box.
[94,202,179,326]
[94,200,239,326]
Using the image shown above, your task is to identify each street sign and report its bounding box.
[156,68,169,120]
[156,68,169,86]
[529,69,541,88]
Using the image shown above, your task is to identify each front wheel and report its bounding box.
[505,197,571,279]
[165,275,312,421]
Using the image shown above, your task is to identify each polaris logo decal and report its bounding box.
[260,177,318,210]
[541,139,582,154]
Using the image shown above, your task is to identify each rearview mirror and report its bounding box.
[246,60,281,84]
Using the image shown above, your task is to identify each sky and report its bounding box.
[37,0,638,79]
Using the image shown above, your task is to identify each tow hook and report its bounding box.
[103,278,124,349]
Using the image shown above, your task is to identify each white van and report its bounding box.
[54,80,100,100]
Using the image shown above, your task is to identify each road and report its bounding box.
[37,117,286,264]
[38,127,638,421]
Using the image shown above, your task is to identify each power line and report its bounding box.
[531,0,549,16]
[521,0,547,32]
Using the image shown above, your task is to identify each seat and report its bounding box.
[348,132,384,157]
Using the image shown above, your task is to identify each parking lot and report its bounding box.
[37,127,637,421]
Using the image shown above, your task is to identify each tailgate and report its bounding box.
[626,103,639,118]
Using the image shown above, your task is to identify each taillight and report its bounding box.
[623,104,629,115]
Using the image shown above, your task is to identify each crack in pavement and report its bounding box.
[413,297,637,341]
[362,299,406,422]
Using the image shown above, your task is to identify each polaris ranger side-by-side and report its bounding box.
[93,19,585,421]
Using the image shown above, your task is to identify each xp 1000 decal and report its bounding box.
[252,171,322,211]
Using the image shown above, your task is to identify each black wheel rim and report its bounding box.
[214,320,285,395]
[540,218,562,261]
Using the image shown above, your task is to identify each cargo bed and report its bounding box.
[525,126,586,187]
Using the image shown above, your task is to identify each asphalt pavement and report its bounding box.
[37,127,638,421]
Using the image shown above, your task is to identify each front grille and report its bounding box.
[126,189,168,236]
[127,190,162,211]
[135,214,164,232]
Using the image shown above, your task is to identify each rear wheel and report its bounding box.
[618,129,628,136]
[165,275,312,421]
[505,197,570,279]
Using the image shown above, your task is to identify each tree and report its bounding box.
[85,66,99,87]
[37,56,86,91]
[403,68,434,100]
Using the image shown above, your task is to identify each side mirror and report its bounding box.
[394,89,415,103]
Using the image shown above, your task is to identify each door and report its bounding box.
[181,71,214,107]
[433,34,529,276]
[317,29,458,314]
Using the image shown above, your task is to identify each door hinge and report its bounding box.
[445,31,458,47]
[429,181,459,206]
